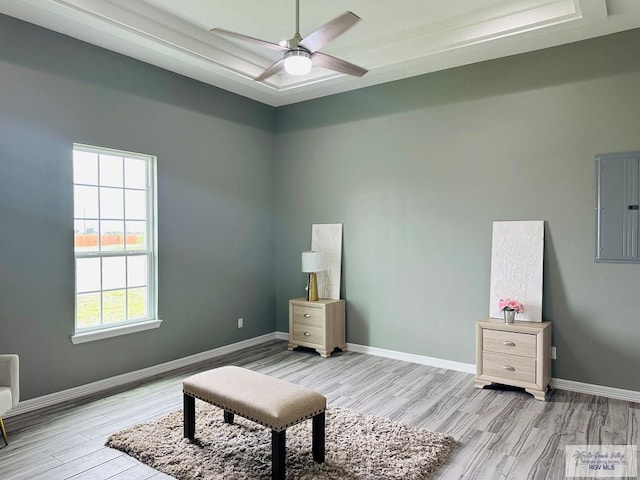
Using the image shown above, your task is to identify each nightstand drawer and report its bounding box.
[292,323,323,346]
[292,305,324,327]
[482,352,536,384]
[483,329,536,357]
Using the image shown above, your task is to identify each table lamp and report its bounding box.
[301,251,326,301]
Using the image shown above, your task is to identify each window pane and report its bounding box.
[100,187,124,219]
[74,220,99,252]
[127,256,147,287]
[125,158,147,189]
[73,151,98,185]
[102,256,126,290]
[103,290,126,324]
[74,185,99,218]
[126,221,146,250]
[100,220,124,251]
[76,292,101,328]
[128,287,148,320]
[125,190,146,220]
[76,257,101,293]
[100,154,123,187]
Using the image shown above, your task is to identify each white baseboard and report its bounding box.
[7,332,278,418]
[276,331,476,373]
[276,330,475,373]
[9,332,640,417]
[551,378,640,403]
[346,342,477,374]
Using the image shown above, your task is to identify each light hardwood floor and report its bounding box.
[1,340,638,479]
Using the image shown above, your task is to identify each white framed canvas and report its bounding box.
[489,221,544,322]
[311,223,342,300]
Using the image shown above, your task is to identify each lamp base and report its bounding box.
[307,272,319,302]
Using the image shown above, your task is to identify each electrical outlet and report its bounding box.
[237,318,243,329]
[551,346,556,360]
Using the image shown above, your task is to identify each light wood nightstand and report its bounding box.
[475,317,552,401]
[287,298,346,358]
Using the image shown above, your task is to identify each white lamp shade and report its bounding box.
[301,251,326,273]
[284,50,312,76]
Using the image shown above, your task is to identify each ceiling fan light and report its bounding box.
[284,50,312,76]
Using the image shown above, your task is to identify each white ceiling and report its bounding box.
[1,0,639,106]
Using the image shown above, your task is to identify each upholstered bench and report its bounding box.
[182,366,326,480]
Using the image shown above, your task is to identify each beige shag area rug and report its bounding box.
[106,402,456,480]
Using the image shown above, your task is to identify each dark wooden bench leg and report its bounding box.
[271,429,286,480]
[312,411,325,463]
[223,411,234,424]
[183,393,195,440]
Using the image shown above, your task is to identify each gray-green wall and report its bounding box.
[2,12,640,399]
[274,29,640,391]
[0,15,276,400]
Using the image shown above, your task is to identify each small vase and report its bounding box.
[503,309,516,324]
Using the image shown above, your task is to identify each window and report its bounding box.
[72,144,158,342]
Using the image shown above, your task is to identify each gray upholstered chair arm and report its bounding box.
[0,355,19,407]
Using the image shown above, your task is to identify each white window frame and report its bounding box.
[70,144,160,344]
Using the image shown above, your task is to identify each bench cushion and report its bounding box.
[183,366,326,432]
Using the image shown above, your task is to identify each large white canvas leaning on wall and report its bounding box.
[489,221,544,322]
[311,223,342,300]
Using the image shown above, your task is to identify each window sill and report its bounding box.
[70,319,163,345]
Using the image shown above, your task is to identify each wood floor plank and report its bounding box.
[67,455,139,480]
[1,339,637,480]
[19,447,123,480]
[434,428,499,479]
[1,454,63,480]
[52,438,114,463]
[109,463,162,480]
[502,427,560,480]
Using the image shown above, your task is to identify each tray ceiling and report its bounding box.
[1,0,639,106]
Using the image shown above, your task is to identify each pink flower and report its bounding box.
[498,298,524,313]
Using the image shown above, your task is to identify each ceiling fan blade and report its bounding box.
[210,28,286,52]
[298,11,361,53]
[311,52,367,77]
[255,58,286,82]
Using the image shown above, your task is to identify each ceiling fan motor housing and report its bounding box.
[284,49,312,75]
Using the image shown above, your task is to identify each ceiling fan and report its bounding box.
[210,0,368,81]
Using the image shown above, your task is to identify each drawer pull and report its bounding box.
[502,365,515,371]
[304,314,311,318]
[304,332,311,336]
[502,341,516,347]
